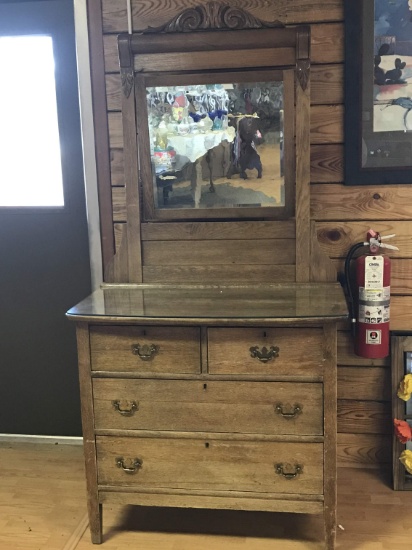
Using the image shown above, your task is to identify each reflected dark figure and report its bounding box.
[238,117,262,179]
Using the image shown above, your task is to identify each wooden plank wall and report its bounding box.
[94,0,411,466]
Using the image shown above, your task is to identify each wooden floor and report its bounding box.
[1,441,412,549]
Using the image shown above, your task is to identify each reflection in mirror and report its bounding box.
[146,81,284,210]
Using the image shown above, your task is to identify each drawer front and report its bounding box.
[93,379,323,435]
[96,436,323,495]
[90,326,200,373]
[208,328,325,376]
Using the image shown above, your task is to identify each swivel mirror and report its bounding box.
[118,6,310,222]
[140,72,290,218]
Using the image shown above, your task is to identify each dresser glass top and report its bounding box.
[67,284,348,321]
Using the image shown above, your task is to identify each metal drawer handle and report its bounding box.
[116,457,143,474]
[275,403,302,419]
[275,463,303,480]
[131,343,158,361]
[249,345,279,363]
[112,400,139,416]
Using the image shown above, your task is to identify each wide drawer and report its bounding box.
[208,328,325,376]
[89,326,201,373]
[93,379,323,435]
[96,436,323,495]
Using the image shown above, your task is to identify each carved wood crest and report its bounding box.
[143,1,283,33]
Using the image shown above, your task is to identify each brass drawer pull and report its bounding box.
[112,400,139,416]
[116,457,143,474]
[275,403,302,419]
[275,463,303,480]
[249,345,279,363]
[131,343,158,361]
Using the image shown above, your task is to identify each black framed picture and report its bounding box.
[345,0,412,185]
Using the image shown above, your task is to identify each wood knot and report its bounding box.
[373,193,381,200]
[327,230,341,242]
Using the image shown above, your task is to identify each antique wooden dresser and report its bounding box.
[68,3,348,548]
[67,283,347,548]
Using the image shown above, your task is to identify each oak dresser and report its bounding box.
[67,283,347,549]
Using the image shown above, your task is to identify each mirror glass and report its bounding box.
[146,80,284,210]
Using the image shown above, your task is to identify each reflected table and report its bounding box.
[159,127,236,207]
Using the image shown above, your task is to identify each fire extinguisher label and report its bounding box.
[364,256,384,289]
[359,287,390,302]
[358,303,390,324]
[366,330,382,345]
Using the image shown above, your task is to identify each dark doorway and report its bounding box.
[0,0,91,435]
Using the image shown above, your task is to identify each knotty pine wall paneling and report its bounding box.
[92,0,409,466]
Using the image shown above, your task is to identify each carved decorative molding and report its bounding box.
[121,68,134,98]
[118,35,134,98]
[297,59,310,92]
[143,1,283,33]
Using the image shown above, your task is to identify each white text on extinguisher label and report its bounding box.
[358,303,390,324]
[366,330,382,345]
[364,256,384,288]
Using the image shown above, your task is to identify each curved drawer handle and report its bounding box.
[116,457,143,474]
[112,400,139,416]
[131,343,158,361]
[249,345,279,363]
[275,403,302,419]
[275,463,303,480]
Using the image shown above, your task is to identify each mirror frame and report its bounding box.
[118,4,310,223]
[114,2,311,283]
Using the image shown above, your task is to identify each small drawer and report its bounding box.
[93,379,323,435]
[90,326,200,374]
[208,327,325,376]
[96,436,323,495]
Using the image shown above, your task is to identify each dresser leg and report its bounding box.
[324,505,336,550]
[89,502,103,544]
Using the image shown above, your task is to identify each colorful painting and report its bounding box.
[374,0,412,132]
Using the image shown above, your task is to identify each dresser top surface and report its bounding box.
[66,284,348,323]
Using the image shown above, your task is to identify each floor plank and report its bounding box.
[1,442,412,549]
[0,442,86,550]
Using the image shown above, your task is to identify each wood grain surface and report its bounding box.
[3,443,410,549]
[93,378,324,435]
[102,0,344,32]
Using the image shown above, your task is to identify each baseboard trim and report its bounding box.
[0,433,83,445]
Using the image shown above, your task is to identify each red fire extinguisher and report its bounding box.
[344,230,398,359]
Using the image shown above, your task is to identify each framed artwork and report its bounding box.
[391,334,412,491]
[345,0,412,184]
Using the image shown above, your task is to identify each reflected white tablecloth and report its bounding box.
[167,127,236,163]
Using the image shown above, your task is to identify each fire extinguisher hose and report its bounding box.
[344,241,367,338]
